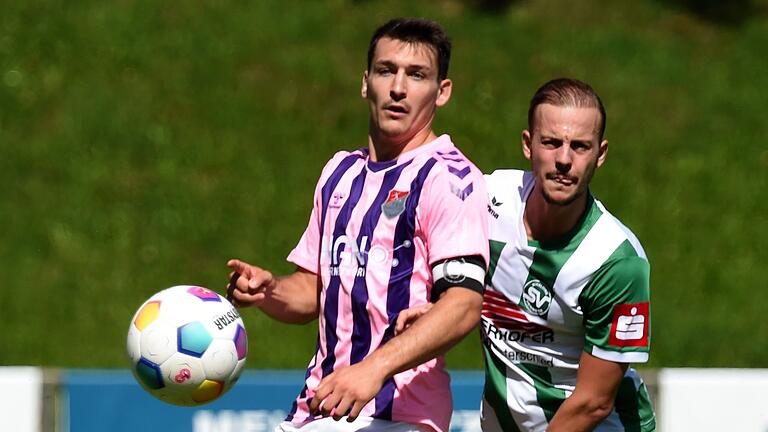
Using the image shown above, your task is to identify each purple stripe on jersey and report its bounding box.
[349,161,413,365]
[286,336,321,421]
[448,165,471,179]
[320,166,368,379]
[374,157,438,419]
[440,156,465,163]
[437,150,458,156]
[320,153,364,229]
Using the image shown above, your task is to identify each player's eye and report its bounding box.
[541,139,560,148]
[410,71,426,80]
[572,142,590,151]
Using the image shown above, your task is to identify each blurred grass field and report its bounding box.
[1,0,767,369]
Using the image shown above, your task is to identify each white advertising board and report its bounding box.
[0,367,42,432]
[659,368,768,432]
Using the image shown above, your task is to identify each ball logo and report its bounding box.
[174,368,192,383]
[521,279,552,317]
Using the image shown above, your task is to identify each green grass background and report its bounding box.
[1,0,766,369]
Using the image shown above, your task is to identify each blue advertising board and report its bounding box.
[62,369,484,432]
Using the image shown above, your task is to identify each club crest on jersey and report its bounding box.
[382,190,409,219]
[609,302,650,347]
[520,279,552,317]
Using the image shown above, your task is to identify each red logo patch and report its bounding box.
[608,302,649,347]
[385,190,409,204]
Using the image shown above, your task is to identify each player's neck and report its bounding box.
[524,188,589,243]
[368,127,437,162]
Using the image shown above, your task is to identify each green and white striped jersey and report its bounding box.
[480,170,656,432]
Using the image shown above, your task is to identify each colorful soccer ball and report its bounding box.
[126,285,247,406]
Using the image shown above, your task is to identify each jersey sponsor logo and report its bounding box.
[482,318,554,344]
[381,190,409,219]
[482,289,554,344]
[521,279,552,317]
[321,234,413,276]
[608,302,650,347]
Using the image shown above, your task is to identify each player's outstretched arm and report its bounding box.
[226,259,319,324]
[547,351,628,431]
[309,286,482,421]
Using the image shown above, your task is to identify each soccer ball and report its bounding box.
[126,285,247,406]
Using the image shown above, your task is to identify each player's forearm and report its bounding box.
[363,288,482,379]
[547,390,614,431]
[258,271,319,324]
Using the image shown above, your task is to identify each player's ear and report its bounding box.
[361,71,369,98]
[435,78,452,107]
[522,130,533,161]
[596,139,608,168]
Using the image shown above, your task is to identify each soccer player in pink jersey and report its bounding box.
[226,18,490,432]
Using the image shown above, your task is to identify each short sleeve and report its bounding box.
[286,191,321,274]
[286,154,346,274]
[580,254,651,363]
[419,164,490,268]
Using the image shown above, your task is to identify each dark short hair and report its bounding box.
[528,78,607,141]
[367,18,452,81]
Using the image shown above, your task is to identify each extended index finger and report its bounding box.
[227,259,250,274]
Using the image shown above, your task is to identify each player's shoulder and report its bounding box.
[318,148,367,176]
[592,199,648,261]
[483,169,533,206]
[426,135,483,175]
[421,136,486,197]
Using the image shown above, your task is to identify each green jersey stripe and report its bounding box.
[515,362,566,422]
[615,375,657,432]
[521,198,602,317]
[487,240,507,283]
[483,346,522,431]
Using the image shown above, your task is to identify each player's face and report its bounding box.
[362,37,451,145]
[522,104,608,206]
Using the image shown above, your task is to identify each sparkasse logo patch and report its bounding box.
[608,302,649,347]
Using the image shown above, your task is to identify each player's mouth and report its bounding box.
[546,172,577,186]
[384,104,408,118]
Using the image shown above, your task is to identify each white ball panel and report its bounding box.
[139,320,178,365]
[126,323,141,363]
[201,339,237,380]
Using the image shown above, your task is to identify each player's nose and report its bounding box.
[390,70,407,101]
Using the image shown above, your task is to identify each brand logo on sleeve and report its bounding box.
[608,302,650,347]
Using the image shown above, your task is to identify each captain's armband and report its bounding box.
[430,255,486,302]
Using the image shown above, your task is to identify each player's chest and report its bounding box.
[487,234,587,329]
[320,179,425,270]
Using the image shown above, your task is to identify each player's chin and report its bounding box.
[542,188,579,206]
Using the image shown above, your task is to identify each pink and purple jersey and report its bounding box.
[285,134,490,432]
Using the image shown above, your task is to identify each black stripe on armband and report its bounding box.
[430,255,487,303]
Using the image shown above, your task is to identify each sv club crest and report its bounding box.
[521,279,552,317]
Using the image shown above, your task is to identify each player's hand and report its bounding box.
[395,303,433,335]
[226,259,275,308]
[309,362,386,422]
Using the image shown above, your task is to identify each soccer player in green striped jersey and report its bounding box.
[397,78,656,431]
[479,78,656,431]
